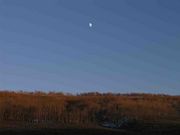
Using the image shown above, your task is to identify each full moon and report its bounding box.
[89,23,92,28]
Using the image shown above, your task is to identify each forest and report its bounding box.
[0,91,180,129]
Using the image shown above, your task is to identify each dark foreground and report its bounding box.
[0,127,180,135]
[1,121,180,135]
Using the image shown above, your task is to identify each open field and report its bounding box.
[0,91,180,134]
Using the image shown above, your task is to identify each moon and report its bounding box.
[89,23,92,28]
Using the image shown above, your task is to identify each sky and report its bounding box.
[0,0,180,95]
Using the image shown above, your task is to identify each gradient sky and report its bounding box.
[0,0,180,94]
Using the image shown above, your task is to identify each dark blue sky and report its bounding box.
[0,0,180,94]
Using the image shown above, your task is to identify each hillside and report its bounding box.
[0,91,180,134]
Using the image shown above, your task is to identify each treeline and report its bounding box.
[0,91,180,126]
